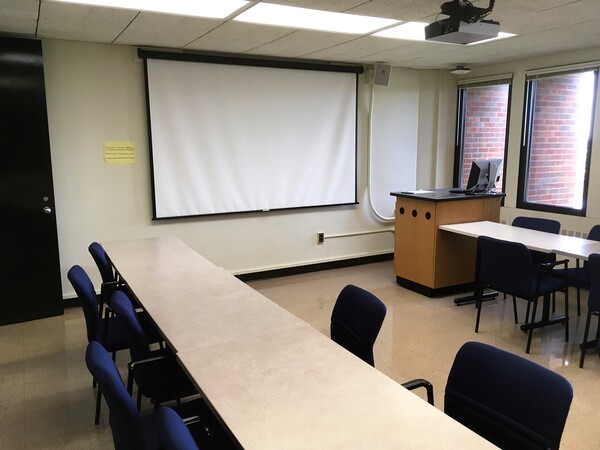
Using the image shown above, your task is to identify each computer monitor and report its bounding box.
[465,159,503,193]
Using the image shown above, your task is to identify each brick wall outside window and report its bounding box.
[526,72,594,209]
[461,85,508,189]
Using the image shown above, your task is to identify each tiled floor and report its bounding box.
[1,260,598,448]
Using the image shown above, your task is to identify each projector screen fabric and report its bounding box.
[142,54,359,219]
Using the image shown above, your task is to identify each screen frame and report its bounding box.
[139,50,364,219]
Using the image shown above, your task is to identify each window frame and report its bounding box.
[453,77,513,195]
[517,67,598,217]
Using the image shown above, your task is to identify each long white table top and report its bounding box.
[102,236,496,449]
[440,221,600,260]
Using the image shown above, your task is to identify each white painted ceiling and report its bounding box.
[1,0,599,69]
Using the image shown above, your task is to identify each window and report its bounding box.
[454,78,512,191]
[518,67,598,215]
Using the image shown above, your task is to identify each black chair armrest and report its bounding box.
[126,353,171,394]
[401,378,434,406]
[539,259,569,272]
[128,354,169,371]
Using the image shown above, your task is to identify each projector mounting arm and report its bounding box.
[439,0,495,23]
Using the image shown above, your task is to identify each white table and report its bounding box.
[102,236,497,450]
[440,221,600,260]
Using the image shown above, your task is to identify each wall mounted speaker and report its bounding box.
[373,64,391,86]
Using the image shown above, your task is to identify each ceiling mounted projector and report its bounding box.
[425,0,499,44]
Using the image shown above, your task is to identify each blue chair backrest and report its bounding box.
[89,241,115,284]
[85,341,145,450]
[158,407,199,450]
[587,225,600,241]
[445,341,573,450]
[512,216,561,234]
[330,284,387,367]
[477,235,537,298]
[67,265,100,343]
[110,290,151,362]
[588,254,600,312]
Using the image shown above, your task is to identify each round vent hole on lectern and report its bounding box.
[412,209,417,217]
[399,207,405,215]
[425,212,431,220]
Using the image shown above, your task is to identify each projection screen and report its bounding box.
[142,52,360,219]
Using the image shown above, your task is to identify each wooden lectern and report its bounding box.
[391,189,502,297]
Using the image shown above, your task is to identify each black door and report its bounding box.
[0,37,63,325]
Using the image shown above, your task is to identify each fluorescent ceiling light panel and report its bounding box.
[373,22,427,41]
[234,4,399,34]
[48,0,249,19]
[467,32,516,45]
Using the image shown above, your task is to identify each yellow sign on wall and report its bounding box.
[104,141,136,165]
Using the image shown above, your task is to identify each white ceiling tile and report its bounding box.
[185,21,293,53]
[248,30,360,58]
[114,12,221,48]
[37,2,136,43]
[0,0,38,35]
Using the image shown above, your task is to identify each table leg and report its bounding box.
[454,290,498,306]
[520,293,567,332]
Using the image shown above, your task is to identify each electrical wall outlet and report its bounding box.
[318,232,324,244]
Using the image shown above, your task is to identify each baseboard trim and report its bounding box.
[395,276,474,298]
[236,253,394,282]
[63,296,80,309]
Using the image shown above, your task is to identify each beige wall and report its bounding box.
[42,39,434,298]
[42,38,600,299]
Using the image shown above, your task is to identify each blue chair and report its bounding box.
[579,253,600,368]
[68,265,164,424]
[110,290,197,410]
[475,235,568,353]
[512,216,561,235]
[331,284,434,405]
[85,341,199,450]
[68,264,131,424]
[512,216,561,265]
[89,241,138,317]
[554,225,600,316]
[331,284,386,367]
[508,217,562,319]
[445,341,573,450]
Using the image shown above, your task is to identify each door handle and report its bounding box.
[43,206,52,214]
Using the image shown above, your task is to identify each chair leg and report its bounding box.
[95,386,102,425]
[579,311,593,368]
[475,287,484,333]
[136,390,142,411]
[526,299,538,354]
[512,296,519,324]
[576,287,581,317]
[564,288,569,343]
[524,298,531,325]
[126,366,134,395]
